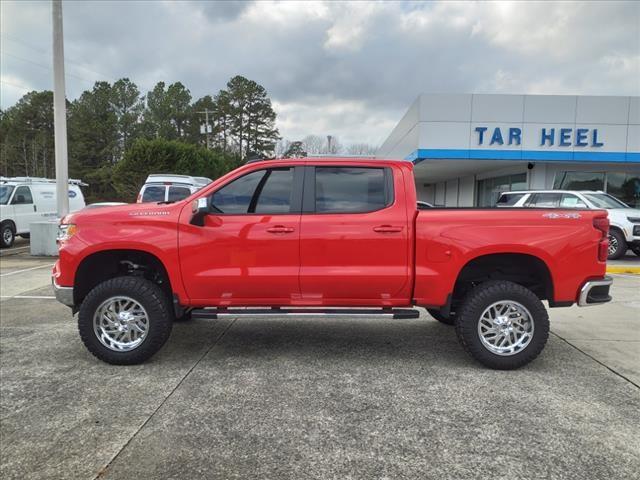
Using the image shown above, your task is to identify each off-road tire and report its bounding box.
[1,222,15,248]
[78,276,173,365]
[454,280,549,370]
[607,229,627,260]
[427,308,455,325]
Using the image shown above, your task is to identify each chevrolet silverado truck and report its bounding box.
[52,159,613,369]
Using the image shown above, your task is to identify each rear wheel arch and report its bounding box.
[451,253,554,308]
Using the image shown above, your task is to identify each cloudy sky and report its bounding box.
[1,0,639,146]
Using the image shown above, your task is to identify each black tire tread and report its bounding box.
[454,280,549,370]
[78,276,173,365]
[608,229,627,260]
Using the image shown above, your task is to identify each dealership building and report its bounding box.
[376,94,640,208]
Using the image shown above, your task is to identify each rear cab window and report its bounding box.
[311,166,393,213]
[141,185,166,202]
[168,186,192,202]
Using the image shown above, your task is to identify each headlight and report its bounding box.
[57,224,78,243]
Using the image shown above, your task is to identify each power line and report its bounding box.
[0,79,34,91]
[1,33,116,82]
[1,50,98,85]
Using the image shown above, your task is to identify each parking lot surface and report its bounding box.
[1,251,639,479]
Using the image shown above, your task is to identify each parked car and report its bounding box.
[496,190,640,259]
[0,177,86,248]
[137,174,211,203]
[53,159,612,370]
[417,201,433,209]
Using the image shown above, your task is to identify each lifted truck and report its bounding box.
[53,159,612,369]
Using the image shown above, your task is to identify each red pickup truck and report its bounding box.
[53,159,612,369]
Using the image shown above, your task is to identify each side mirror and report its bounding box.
[190,197,209,226]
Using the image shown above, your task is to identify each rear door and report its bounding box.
[298,165,411,305]
[179,166,303,304]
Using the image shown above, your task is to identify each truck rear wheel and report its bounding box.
[78,277,173,365]
[454,280,549,370]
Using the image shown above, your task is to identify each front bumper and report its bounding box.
[52,277,74,307]
[578,276,613,307]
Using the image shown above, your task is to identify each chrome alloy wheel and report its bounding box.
[608,234,618,256]
[93,296,149,352]
[477,301,534,356]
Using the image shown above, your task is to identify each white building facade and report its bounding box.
[376,94,640,208]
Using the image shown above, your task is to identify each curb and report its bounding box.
[606,265,640,275]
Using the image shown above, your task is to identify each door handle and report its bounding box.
[267,225,295,234]
[33,205,37,212]
[373,225,403,233]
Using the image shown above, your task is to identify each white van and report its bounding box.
[0,177,86,248]
[137,174,212,203]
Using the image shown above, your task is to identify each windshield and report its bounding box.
[0,185,14,205]
[583,193,629,209]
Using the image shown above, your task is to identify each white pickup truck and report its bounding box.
[497,190,640,259]
[0,177,86,248]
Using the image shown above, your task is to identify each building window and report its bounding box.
[554,171,639,208]
[553,171,605,191]
[605,172,640,208]
[476,173,527,207]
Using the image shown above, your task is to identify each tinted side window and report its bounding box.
[12,186,33,204]
[497,193,525,206]
[168,186,191,202]
[560,194,587,208]
[211,168,294,214]
[527,193,561,207]
[315,167,389,213]
[254,168,294,214]
[141,186,166,202]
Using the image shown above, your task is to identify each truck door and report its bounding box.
[298,165,411,305]
[11,186,36,233]
[179,166,303,305]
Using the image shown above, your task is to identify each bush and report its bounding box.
[112,138,239,202]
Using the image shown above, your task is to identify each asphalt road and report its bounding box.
[1,253,639,480]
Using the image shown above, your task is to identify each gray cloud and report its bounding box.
[1,0,638,146]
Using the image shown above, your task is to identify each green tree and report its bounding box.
[143,81,192,139]
[283,140,306,158]
[112,138,239,201]
[0,91,55,178]
[223,75,280,159]
[110,78,144,159]
[68,81,119,175]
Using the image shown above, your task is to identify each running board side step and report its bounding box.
[191,308,420,320]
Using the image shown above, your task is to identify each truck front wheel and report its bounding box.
[78,277,173,365]
[454,280,549,370]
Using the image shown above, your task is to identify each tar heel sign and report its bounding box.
[475,127,604,148]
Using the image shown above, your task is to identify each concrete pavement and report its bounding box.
[1,252,639,479]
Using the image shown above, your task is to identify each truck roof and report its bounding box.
[144,174,212,186]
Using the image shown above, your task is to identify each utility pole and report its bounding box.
[52,0,69,217]
[198,110,214,150]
